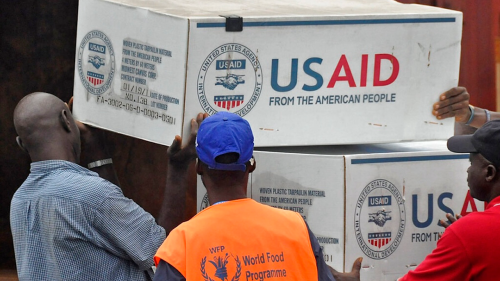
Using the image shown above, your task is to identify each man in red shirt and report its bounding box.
[399,119,500,280]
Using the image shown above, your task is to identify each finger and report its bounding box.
[434,101,470,121]
[187,112,208,146]
[68,97,74,111]
[446,213,458,223]
[435,91,469,109]
[434,100,469,115]
[196,112,204,127]
[167,135,182,156]
[434,110,456,120]
[439,87,468,101]
[438,219,450,228]
[435,109,469,122]
[186,118,199,146]
[351,257,362,274]
[456,214,463,220]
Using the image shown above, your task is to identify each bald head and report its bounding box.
[13,92,80,162]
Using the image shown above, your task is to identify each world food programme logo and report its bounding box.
[77,30,116,95]
[198,43,262,117]
[354,179,405,260]
[201,253,241,281]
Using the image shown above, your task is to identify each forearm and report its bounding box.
[157,162,195,234]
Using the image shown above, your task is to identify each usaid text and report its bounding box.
[270,54,399,92]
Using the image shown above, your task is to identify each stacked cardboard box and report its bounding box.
[73,0,461,146]
[73,0,467,279]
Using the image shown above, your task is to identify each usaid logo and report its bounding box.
[354,179,405,260]
[77,30,115,95]
[197,43,262,117]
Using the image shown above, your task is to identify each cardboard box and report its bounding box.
[73,0,462,146]
[198,141,485,279]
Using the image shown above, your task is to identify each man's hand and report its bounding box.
[439,213,462,229]
[159,112,208,233]
[167,113,208,167]
[329,257,362,281]
[432,87,470,122]
[438,213,462,239]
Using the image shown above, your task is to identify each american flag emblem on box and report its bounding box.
[87,71,104,86]
[368,232,391,248]
[214,95,244,110]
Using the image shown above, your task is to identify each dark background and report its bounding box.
[1,0,498,274]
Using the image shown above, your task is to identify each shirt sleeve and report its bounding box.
[398,228,472,281]
[305,221,336,281]
[153,260,186,281]
[92,182,166,270]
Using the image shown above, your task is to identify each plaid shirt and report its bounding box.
[10,160,166,281]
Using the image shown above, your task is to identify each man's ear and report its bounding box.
[247,157,256,173]
[486,164,497,182]
[16,136,28,154]
[60,109,72,132]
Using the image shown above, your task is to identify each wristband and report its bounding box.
[88,158,113,169]
[485,109,491,123]
[465,105,475,125]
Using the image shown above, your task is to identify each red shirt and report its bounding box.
[399,196,500,281]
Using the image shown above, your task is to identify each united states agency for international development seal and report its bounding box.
[77,30,116,95]
[354,179,405,260]
[198,43,262,117]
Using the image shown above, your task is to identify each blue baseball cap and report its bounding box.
[196,111,254,171]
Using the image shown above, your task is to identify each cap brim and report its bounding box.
[447,134,477,153]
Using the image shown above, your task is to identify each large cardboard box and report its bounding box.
[197,141,485,279]
[73,0,462,146]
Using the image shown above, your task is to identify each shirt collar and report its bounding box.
[30,160,97,176]
[485,196,500,210]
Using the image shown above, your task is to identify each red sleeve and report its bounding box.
[399,228,472,281]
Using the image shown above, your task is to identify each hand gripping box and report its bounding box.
[197,141,484,279]
[73,0,462,146]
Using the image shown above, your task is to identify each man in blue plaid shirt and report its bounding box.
[11,92,204,281]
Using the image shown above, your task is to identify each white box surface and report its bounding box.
[73,0,462,146]
[197,141,484,279]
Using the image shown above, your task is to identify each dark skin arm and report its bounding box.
[329,257,362,281]
[158,113,207,234]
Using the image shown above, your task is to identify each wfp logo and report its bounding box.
[77,30,115,95]
[197,43,262,117]
[354,179,405,260]
[201,253,241,281]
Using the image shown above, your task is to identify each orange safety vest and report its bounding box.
[155,198,318,281]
